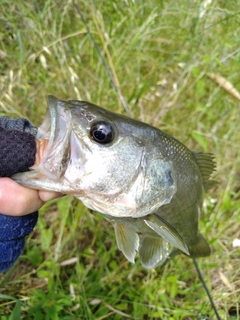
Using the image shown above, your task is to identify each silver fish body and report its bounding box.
[13,96,215,268]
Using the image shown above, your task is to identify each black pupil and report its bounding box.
[90,122,114,144]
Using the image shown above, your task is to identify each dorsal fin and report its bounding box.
[193,152,217,191]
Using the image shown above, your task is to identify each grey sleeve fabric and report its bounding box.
[0,117,38,136]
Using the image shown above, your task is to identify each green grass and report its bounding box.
[0,0,240,319]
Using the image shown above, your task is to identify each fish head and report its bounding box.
[14,96,177,218]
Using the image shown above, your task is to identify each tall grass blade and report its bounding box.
[72,0,131,117]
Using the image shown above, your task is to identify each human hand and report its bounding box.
[0,138,61,216]
[0,124,61,271]
[0,177,61,216]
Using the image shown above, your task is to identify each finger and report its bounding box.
[38,190,62,202]
[0,178,44,216]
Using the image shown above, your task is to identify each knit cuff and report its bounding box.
[0,127,37,177]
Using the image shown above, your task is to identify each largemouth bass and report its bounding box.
[13,96,216,269]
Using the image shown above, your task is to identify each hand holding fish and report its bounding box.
[0,122,61,272]
[0,136,59,216]
[0,177,60,216]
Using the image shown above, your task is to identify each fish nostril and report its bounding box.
[79,110,95,121]
[86,113,95,121]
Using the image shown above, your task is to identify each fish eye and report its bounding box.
[90,121,114,144]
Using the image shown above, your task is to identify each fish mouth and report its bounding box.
[36,95,72,180]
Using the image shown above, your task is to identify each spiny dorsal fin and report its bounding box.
[193,152,217,191]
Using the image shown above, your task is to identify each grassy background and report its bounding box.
[0,0,240,319]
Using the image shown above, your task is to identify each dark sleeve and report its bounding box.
[0,212,38,272]
[0,118,39,272]
[0,127,36,177]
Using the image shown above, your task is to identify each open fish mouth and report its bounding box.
[36,95,72,180]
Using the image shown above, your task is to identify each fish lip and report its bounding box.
[36,95,59,157]
[46,95,59,146]
[36,95,59,141]
[35,95,60,179]
[36,95,71,179]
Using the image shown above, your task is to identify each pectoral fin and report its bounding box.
[114,223,139,263]
[139,235,169,269]
[144,215,190,255]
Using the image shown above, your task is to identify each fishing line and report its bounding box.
[72,0,131,117]
[73,3,221,319]
[193,259,221,320]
